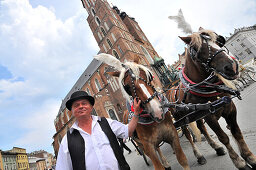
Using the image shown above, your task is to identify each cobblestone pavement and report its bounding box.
[124,82,256,170]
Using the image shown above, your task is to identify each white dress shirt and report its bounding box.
[56,115,129,170]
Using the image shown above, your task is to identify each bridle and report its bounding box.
[188,34,228,72]
[123,67,158,105]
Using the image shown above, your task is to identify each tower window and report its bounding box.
[118,45,124,55]
[107,38,113,48]
[103,44,107,52]
[104,22,109,31]
[86,88,91,95]
[95,16,101,26]
[141,45,154,64]
[111,33,116,42]
[97,32,102,40]
[112,50,119,59]
[95,78,101,91]
[91,8,96,16]
[101,27,107,36]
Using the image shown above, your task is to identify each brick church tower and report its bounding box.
[52,0,172,156]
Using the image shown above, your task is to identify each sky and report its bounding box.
[0,0,255,154]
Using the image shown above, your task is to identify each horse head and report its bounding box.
[179,28,239,80]
[94,53,164,120]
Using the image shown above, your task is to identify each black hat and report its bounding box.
[66,91,95,111]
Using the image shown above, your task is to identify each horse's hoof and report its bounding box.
[216,147,226,156]
[165,167,171,170]
[239,164,253,170]
[197,156,207,165]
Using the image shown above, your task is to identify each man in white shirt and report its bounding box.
[56,91,141,170]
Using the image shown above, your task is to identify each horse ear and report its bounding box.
[107,71,120,77]
[199,27,204,31]
[179,36,192,45]
[133,55,140,64]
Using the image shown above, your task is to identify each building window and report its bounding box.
[118,45,124,55]
[126,43,131,50]
[245,48,252,54]
[108,109,118,120]
[238,52,243,56]
[91,8,96,16]
[111,11,117,19]
[111,33,116,42]
[237,39,240,42]
[86,88,91,95]
[95,78,101,91]
[107,38,113,48]
[101,27,107,36]
[142,35,147,41]
[104,22,109,31]
[130,43,136,52]
[103,44,107,52]
[95,16,101,26]
[240,43,246,47]
[112,50,119,59]
[85,0,91,7]
[141,45,154,64]
[97,32,102,41]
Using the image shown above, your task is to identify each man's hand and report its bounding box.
[133,98,141,116]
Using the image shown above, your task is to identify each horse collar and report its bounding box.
[179,67,222,97]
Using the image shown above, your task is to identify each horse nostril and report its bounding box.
[224,65,234,75]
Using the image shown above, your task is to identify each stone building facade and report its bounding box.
[225,25,256,64]
[52,0,172,156]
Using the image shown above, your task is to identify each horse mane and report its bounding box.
[190,29,217,49]
[119,62,153,101]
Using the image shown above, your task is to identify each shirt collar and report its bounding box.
[69,115,99,134]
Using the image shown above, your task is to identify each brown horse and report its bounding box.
[94,53,190,170]
[166,28,256,170]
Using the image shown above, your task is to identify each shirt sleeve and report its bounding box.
[107,118,129,139]
[55,135,73,170]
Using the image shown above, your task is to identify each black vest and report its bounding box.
[67,117,130,170]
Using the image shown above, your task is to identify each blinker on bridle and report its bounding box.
[188,34,227,72]
[122,66,158,105]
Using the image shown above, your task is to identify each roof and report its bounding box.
[57,58,102,116]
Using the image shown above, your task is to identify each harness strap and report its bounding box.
[67,129,86,170]
[98,117,130,170]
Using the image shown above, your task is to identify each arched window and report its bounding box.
[107,38,113,48]
[141,45,154,64]
[112,50,119,59]
[108,109,118,120]
[111,33,116,42]
[130,43,136,52]
[91,8,96,16]
[95,16,101,26]
[118,45,124,55]
[97,32,102,41]
[111,11,117,19]
[102,44,107,52]
[86,88,91,95]
[101,27,107,36]
[104,22,109,31]
[95,78,101,91]
[85,0,91,7]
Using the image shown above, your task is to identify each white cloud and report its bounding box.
[13,99,60,153]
